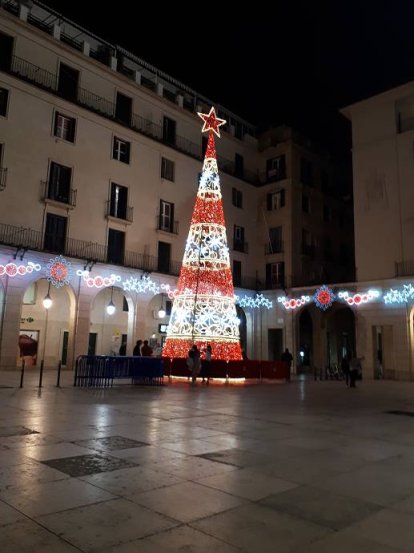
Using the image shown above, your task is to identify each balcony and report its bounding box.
[233,240,248,254]
[265,241,284,255]
[0,221,182,276]
[0,167,7,191]
[1,55,263,186]
[105,201,133,223]
[42,181,77,208]
[396,259,414,277]
[156,216,179,235]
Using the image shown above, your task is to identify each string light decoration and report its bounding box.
[45,256,73,288]
[383,284,414,304]
[314,285,335,311]
[0,261,41,277]
[162,107,242,360]
[278,295,312,310]
[338,289,380,306]
[76,270,121,288]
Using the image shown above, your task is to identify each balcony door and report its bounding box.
[58,63,79,101]
[48,162,71,203]
[157,241,171,274]
[44,213,67,253]
[107,228,125,265]
[0,32,13,71]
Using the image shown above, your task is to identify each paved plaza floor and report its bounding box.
[1,372,414,552]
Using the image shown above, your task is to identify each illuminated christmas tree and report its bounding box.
[162,107,242,361]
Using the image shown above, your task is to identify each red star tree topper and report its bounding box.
[162,107,242,361]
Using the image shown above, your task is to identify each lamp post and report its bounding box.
[40,281,53,387]
[157,293,166,319]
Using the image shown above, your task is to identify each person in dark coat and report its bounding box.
[281,348,293,381]
[133,340,142,356]
[119,342,127,356]
[341,354,350,386]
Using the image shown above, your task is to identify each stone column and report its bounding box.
[0,277,24,370]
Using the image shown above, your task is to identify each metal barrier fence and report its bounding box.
[74,356,164,388]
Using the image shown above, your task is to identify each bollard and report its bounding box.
[38,359,44,388]
[19,358,25,388]
[56,360,62,387]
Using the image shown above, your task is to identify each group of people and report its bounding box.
[119,339,153,357]
[187,343,212,384]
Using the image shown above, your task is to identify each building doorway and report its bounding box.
[268,329,283,361]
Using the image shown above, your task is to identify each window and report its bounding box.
[302,194,310,213]
[0,88,9,117]
[235,153,244,178]
[161,157,175,181]
[302,228,314,256]
[233,225,246,252]
[0,32,14,72]
[232,187,243,208]
[109,183,128,220]
[266,262,285,289]
[44,213,67,253]
[107,228,125,265]
[233,260,242,287]
[266,189,285,210]
[115,92,132,125]
[159,200,175,233]
[323,204,332,222]
[321,170,329,193]
[48,162,72,204]
[266,155,286,181]
[163,116,176,145]
[267,226,283,253]
[112,136,130,163]
[300,158,313,186]
[54,112,76,143]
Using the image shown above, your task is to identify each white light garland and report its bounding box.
[383,284,414,304]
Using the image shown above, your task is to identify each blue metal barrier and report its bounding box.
[74,356,164,388]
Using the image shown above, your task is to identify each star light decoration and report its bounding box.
[237,294,273,309]
[383,284,414,304]
[46,255,73,288]
[162,108,243,360]
[197,106,226,138]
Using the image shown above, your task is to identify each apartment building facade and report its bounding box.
[0,0,354,370]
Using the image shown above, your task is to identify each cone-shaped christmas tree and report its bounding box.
[162,107,242,361]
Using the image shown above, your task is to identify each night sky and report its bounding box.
[40,0,414,156]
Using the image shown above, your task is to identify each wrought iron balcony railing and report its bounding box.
[233,240,249,254]
[265,241,284,255]
[105,201,134,223]
[156,216,179,235]
[42,181,77,207]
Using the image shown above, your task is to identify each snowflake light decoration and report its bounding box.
[46,256,73,288]
[314,285,335,311]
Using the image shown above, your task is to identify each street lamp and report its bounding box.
[106,286,116,315]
